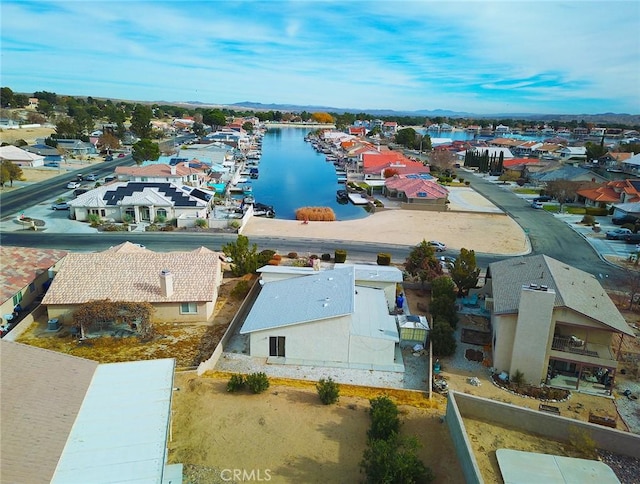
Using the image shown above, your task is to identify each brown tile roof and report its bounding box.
[0,246,68,305]
[115,162,206,177]
[384,175,448,199]
[42,244,221,305]
[0,341,98,483]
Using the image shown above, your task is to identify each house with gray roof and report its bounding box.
[0,341,181,483]
[483,255,634,395]
[68,181,208,225]
[240,266,403,371]
[42,242,222,326]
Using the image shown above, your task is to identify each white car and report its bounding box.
[66,181,80,189]
[429,241,447,252]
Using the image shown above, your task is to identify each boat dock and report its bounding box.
[348,193,369,205]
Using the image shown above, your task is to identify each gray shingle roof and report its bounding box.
[489,255,633,336]
[0,341,99,484]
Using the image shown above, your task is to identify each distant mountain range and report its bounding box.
[180,100,640,125]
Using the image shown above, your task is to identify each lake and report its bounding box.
[249,128,369,220]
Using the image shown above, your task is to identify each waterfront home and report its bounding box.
[1,341,181,483]
[557,146,587,163]
[532,143,563,160]
[0,145,45,167]
[483,254,634,395]
[115,160,209,187]
[576,178,640,208]
[67,181,209,225]
[363,157,431,181]
[240,265,403,371]
[529,165,606,186]
[619,153,640,176]
[42,242,222,326]
[383,174,448,210]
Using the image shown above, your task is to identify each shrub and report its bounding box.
[511,369,525,387]
[458,177,464,183]
[368,396,400,441]
[227,374,245,392]
[258,249,277,265]
[431,319,457,357]
[195,218,208,228]
[361,435,434,484]
[377,253,391,266]
[295,206,336,221]
[316,377,340,405]
[335,249,347,263]
[154,214,167,223]
[229,220,241,229]
[231,279,251,300]
[160,224,175,231]
[568,427,597,459]
[287,252,298,259]
[87,213,102,227]
[122,213,133,224]
[580,214,595,225]
[246,372,270,394]
[465,181,471,186]
[321,253,331,261]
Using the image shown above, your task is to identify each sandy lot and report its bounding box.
[0,126,55,145]
[168,374,465,484]
[243,209,529,255]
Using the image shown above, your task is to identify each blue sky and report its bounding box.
[1,1,639,115]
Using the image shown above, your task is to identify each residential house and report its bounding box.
[24,142,64,165]
[595,151,634,172]
[609,202,640,220]
[489,138,521,149]
[529,165,607,186]
[382,121,398,136]
[27,97,39,109]
[577,179,640,208]
[573,127,589,137]
[0,145,45,167]
[348,126,367,137]
[383,174,449,210]
[0,246,68,329]
[512,141,543,157]
[501,158,540,179]
[483,255,634,394]
[557,146,587,163]
[533,143,563,160]
[620,153,640,176]
[55,139,97,157]
[241,265,404,371]
[67,181,209,224]
[0,341,181,483]
[41,242,222,326]
[115,160,209,187]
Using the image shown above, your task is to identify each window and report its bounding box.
[89,209,106,217]
[156,208,167,219]
[29,282,36,293]
[180,302,197,314]
[269,336,285,357]
[12,293,23,306]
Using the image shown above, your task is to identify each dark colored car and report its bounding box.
[534,196,552,202]
[612,214,639,225]
[73,188,89,197]
[105,155,114,161]
[623,233,640,244]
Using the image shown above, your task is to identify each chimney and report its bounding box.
[160,269,174,297]
[170,164,177,175]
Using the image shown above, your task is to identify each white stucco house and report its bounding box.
[0,145,45,167]
[240,265,404,371]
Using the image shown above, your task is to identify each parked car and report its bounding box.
[51,202,69,210]
[104,155,114,161]
[623,233,640,244]
[85,173,98,181]
[440,256,456,269]
[612,214,639,225]
[117,153,126,158]
[605,228,633,240]
[534,196,552,202]
[429,241,447,252]
[531,201,544,209]
[67,181,80,189]
[73,188,89,197]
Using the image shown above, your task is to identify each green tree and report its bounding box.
[1,87,15,108]
[222,234,260,276]
[361,435,433,484]
[368,396,400,441]
[585,140,607,161]
[55,117,80,139]
[395,127,418,149]
[431,319,457,357]
[449,248,480,297]
[130,104,153,138]
[1,160,24,187]
[404,240,443,287]
[131,139,160,165]
[429,275,458,327]
[242,121,254,133]
[202,109,227,130]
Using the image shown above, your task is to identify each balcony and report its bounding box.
[551,335,616,367]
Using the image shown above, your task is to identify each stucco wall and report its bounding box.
[249,315,351,362]
[492,313,517,372]
[451,391,640,459]
[445,393,484,484]
[349,334,396,367]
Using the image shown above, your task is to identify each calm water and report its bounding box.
[250,128,369,220]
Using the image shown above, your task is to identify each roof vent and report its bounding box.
[529,283,539,289]
[540,285,548,291]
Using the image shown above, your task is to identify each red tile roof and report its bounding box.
[385,175,448,200]
[0,246,68,304]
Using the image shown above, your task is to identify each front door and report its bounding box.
[269,336,285,357]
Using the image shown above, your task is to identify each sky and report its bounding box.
[1,1,639,115]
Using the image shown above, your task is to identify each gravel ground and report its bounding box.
[597,450,640,484]
[613,378,640,434]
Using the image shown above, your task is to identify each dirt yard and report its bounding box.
[168,374,464,484]
[0,126,55,145]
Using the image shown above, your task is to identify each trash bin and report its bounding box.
[47,318,60,331]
